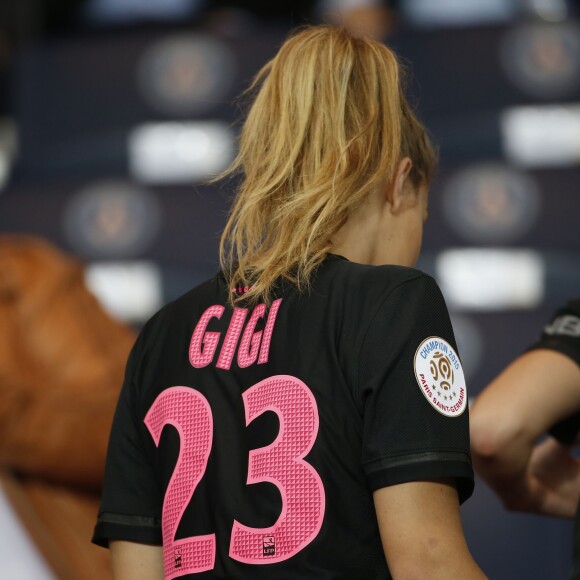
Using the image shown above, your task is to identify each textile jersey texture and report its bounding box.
[93,255,474,579]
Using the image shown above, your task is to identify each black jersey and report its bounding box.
[528,299,580,445]
[93,255,474,580]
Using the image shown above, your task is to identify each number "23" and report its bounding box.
[144,375,326,579]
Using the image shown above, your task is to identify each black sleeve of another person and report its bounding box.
[527,299,580,445]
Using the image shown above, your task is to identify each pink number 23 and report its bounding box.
[144,375,326,579]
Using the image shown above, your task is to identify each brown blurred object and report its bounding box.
[0,235,137,577]
[1,470,111,580]
[0,234,135,489]
[325,5,395,40]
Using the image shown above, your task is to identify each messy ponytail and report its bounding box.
[219,25,436,304]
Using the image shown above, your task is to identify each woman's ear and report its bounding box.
[383,157,413,213]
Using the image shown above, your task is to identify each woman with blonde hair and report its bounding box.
[93,25,485,579]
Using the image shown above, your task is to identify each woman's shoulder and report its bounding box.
[321,254,435,300]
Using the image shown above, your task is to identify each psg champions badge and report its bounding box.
[414,336,467,418]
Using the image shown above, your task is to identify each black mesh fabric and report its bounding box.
[93,254,474,579]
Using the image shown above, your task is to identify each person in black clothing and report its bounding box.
[93,25,485,579]
[471,299,580,579]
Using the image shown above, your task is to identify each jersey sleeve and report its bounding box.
[357,274,474,503]
[92,328,163,547]
[528,299,580,366]
[527,299,580,445]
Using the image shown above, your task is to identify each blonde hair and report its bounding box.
[219,25,437,305]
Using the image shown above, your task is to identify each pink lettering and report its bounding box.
[189,300,283,370]
[217,308,248,370]
[145,387,215,578]
[258,299,282,364]
[229,375,325,564]
[238,304,266,368]
[189,305,225,368]
[145,375,324,575]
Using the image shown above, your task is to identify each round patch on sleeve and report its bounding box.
[414,337,467,417]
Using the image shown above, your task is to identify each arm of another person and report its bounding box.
[470,349,580,517]
[110,541,164,580]
[374,479,486,579]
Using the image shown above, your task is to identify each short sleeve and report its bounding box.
[92,331,163,547]
[528,299,580,445]
[528,299,580,366]
[357,274,474,503]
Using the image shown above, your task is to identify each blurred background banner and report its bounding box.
[0,0,579,578]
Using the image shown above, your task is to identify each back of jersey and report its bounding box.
[94,254,474,579]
